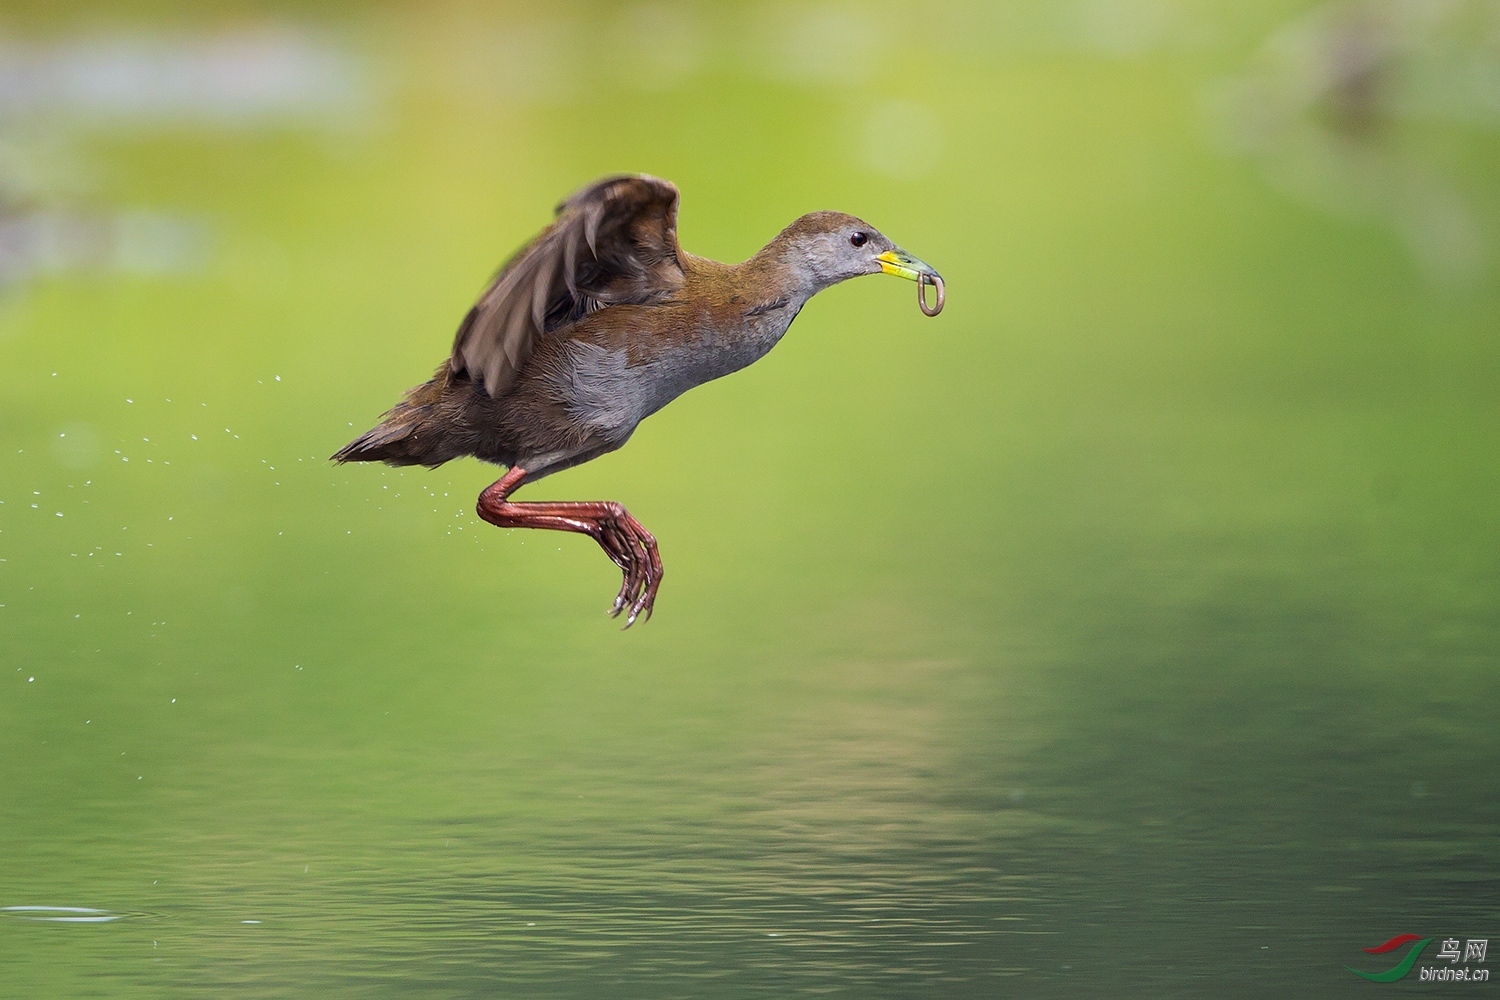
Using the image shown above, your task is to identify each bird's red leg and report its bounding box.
[476,467,663,627]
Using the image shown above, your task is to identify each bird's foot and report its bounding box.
[475,473,663,627]
[593,505,662,628]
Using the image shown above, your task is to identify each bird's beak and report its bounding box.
[877,248,937,281]
[877,249,944,316]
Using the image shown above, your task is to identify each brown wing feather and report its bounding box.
[451,174,684,397]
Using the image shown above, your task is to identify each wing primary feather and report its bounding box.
[453,174,684,398]
[530,257,552,331]
[502,300,525,366]
[583,202,601,257]
[483,353,503,397]
[450,305,479,372]
[562,224,582,298]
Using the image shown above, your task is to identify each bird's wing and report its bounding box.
[451,174,685,397]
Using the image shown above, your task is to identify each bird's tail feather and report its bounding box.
[332,365,458,468]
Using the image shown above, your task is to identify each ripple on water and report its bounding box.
[2,906,132,923]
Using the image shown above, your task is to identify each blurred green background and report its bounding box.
[1,1,1497,996]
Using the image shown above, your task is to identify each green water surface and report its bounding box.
[2,3,1497,996]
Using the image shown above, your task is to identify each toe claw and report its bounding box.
[609,575,635,618]
[574,506,662,629]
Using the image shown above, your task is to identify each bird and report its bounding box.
[334,174,943,627]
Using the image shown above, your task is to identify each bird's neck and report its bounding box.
[735,238,827,307]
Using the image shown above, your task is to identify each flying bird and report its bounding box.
[334,174,943,627]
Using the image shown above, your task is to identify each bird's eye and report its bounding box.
[849,232,868,248]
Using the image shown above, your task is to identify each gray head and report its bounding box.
[766,211,942,302]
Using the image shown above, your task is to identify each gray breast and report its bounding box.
[554,341,649,446]
[640,313,800,414]
[554,310,801,442]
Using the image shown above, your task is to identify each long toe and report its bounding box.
[594,522,641,618]
[584,509,660,628]
[634,563,661,625]
[641,540,662,620]
[610,559,640,620]
[620,556,650,628]
[624,532,661,626]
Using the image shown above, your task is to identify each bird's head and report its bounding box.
[769,211,943,315]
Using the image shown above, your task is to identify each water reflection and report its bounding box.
[255,835,1028,991]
